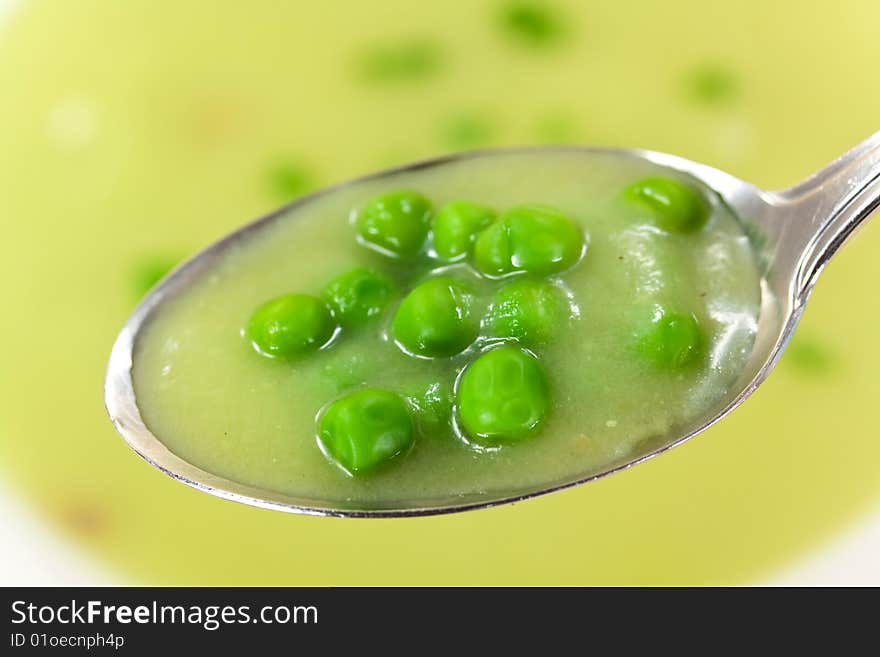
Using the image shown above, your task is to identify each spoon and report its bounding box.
[104,132,880,517]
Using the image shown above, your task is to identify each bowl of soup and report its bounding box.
[1,0,878,584]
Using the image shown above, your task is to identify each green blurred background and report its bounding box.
[0,0,878,584]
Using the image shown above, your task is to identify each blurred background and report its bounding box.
[1,0,879,585]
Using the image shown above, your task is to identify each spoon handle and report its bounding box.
[774,131,880,302]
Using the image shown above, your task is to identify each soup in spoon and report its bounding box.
[132,150,761,507]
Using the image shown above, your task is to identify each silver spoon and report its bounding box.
[104,132,880,517]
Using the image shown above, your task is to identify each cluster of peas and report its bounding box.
[244,176,710,476]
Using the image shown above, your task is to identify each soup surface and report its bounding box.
[133,152,760,508]
[1,0,879,584]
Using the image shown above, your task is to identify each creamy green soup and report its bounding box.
[132,151,760,508]
[2,0,879,585]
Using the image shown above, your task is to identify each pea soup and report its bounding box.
[131,150,761,508]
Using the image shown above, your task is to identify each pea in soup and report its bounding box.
[131,150,761,508]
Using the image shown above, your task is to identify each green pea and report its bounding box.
[392,277,478,358]
[131,254,180,300]
[266,161,313,201]
[356,190,431,257]
[245,294,336,359]
[486,279,565,346]
[322,267,396,327]
[622,177,709,233]
[319,349,376,394]
[498,2,565,48]
[439,113,494,151]
[403,379,454,435]
[685,63,740,106]
[356,40,443,85]
[635,306,703,369]
[473,204,584,278]
[456,346,549,446]
[432,201,495,260]
[785,335,835,374]
[317,389,414,474]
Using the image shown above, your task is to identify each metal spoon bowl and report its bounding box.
[104,132,880,517]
